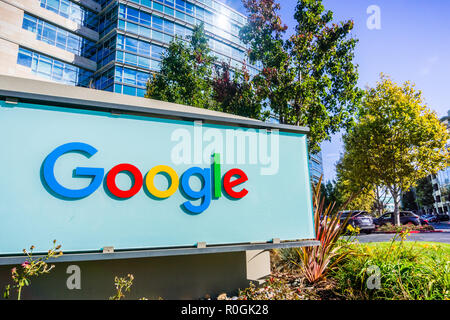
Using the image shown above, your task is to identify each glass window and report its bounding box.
[138,56,150,68]
[123,68,136,85]
[136,71,149,86]
[176,0,185,11]
[126,21,139,34]
[164,0,174,7]
[123,85,136,96]
[139,25,151,37]
[125,52,138,65]
[137,88,146,97]
[152,15,163,31]
[140,11,152,26]
[114,84,122,93]
[52,60,63,79]
[175,10,185,21]
[118,4,126,18]
[42,24,57,45]
[163,20,174,34]
[196,6,204,19]
[164,6,174,16]
[118,19,126,30]
[151,44,164,59]
[116,50,124,62]
[153,2,163,12]
[151,59,161,71]
[63,65,77,82]
[152,30,164,42]
[185,14,194,24]
[22,14,37,32]
[66,35,79,52]
[163,34,173,43]
[60,1,69,17]
[56,30,67,49]
[17,48,32,68]
[116,34,124,49]
[125,37,138,53]
[115,66,123,82]
[24,13,95,57]
[127,7,139,22]
[185,1,194,15]
[139,41,151,56]
[141,0,152,8]
[37,56,53,76]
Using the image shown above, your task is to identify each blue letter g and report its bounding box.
[43,142,104,199]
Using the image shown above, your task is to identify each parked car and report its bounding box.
[339,210,375,234]
[373,211,421,226]
[421,214,438,224]
[437,213,450,222]
[419,217,429,225]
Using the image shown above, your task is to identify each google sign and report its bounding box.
[43,142,248,214]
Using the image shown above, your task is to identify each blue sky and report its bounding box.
[225,0,450,182]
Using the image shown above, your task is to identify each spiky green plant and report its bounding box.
[294,177,356,283]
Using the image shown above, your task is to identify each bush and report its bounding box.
[331,238,450,300]
[377,223,434,232]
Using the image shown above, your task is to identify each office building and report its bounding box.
[0,0,258,96]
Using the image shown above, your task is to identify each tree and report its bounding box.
[212,62,265,119]
[240,0,362,152]
[319,180,342,211]
[146,23,215,109]
[334,166,375,212]
[338,74,449,225]
[415,177,435,210]
[401,188,418,211]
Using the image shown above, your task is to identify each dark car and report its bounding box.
[437,213,450,222]
[339,210,375,234]
[421,214,438,223]
[373,211,421,226]
[419,216,429,225]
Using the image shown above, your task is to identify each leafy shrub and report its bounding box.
[377,223,434,232]
[331,237,450,300]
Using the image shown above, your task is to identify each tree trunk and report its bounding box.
[392,188,401,226]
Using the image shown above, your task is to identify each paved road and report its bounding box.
[349,223,450,244]
[352,232,450,244]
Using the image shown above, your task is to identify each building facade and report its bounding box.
[309,151,323,184]
[430,111,450,216]
[0,0,259,95]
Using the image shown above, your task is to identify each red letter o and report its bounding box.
[106,164,143,198]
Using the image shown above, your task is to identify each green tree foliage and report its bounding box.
[146,23,215,109]
[401,189,418,211]
[415,177,435,209]
[320,180,342,211]
[212,62,265,119]
[146,23,264,119]
[240,0,362,152]
[338,74,449,225]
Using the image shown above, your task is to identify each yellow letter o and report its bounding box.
[145,165,179,198]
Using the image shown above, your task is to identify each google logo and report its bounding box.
[42,142,248,214]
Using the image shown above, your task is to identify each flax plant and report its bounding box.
[295,177,356,283]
